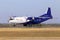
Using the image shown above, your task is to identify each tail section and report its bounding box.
[47,7,51,15]
[47,7,52,18]
[40,7,53,19]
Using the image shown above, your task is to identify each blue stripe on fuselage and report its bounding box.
[26,16,51,24]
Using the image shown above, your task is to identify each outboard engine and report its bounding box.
[27,17,34,21]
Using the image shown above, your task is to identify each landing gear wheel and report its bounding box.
[23,24,27,26]
[13,24,16,27]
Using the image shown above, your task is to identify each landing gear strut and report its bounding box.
[23,24,32,27]
[13,23,16,27]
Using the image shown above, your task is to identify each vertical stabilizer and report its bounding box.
[47,7,52,19]
[40,7,53,19]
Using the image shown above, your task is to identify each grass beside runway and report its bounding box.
[0,37,60,40]
[0,28,60,37]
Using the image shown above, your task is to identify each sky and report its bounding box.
[0,0,60,24]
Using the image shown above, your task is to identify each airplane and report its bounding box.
[8,7,53,26]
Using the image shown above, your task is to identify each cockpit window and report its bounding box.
[9,18,13,20]
[9,17,14,20]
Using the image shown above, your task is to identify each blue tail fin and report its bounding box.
[40,7,53,19]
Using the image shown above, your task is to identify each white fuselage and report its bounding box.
[9,17,30,23]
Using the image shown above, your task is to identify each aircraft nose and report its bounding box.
[8,20,14,23]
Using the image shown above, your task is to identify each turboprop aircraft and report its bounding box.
[9,7,53,26]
